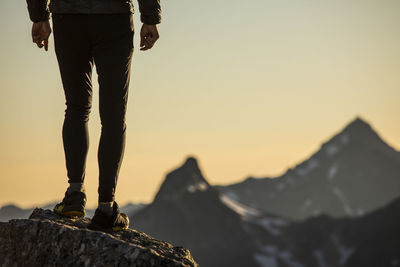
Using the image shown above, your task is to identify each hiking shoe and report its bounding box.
[53,190,86,218]
[87,201,129,232]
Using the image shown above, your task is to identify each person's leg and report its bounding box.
[52,14,94,189]
[89,13,134,203]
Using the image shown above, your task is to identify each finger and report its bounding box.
[144,43,153,50]
[140,37,144,48]
[140,43,151,51]
[140,44,150,51]
[44,39,48,51]
[144,38,153,47]
[141,36,154,49]
[36,40,44,48]
[143,42,153,50]
[145,36,156,46]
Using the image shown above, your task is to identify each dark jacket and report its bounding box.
[26,0,161,25]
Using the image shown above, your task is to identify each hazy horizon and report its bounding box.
[1,116,398,209]
[1,0,399,208]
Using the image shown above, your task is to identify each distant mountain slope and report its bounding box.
[342,196,400,267]
[215,117,400,220]
[130,157,263,267]
[130,154,400,267]
[277,196,400,267]
[0,204,32,222]
[0,202,146,222]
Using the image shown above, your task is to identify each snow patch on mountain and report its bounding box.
[357,208,365,216]
[314,250,329,267]
[326,144,340,157]
[279,251,305,267]
[332,187,353,215]
[255,245,304,267]
[224,190,240,202]
[327,164,339,181]
[254,253,278,267]
[257,217,288,236]
[297,159,319,176]
[331,235,354,266]
[313,209,321,216]
[276,182,286,191]
[261,245,278,254]
[219,194,260,220]
[340,133,350,144]
[187,181,208,193]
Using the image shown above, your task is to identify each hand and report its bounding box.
[32,20,52,51]
[140,24,159,51]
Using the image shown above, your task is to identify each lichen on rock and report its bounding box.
[0,208,198,267]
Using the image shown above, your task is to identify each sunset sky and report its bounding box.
[0,0,399,208]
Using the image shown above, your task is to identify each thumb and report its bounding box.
[44,39,49,51]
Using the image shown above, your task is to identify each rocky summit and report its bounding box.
[0,208,198,267]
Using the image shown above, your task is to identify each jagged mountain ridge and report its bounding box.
[250,196,400,267]
[215,117,400,220]
[131,157,266,267]
[277,196,400,267]
[130,153,400,267]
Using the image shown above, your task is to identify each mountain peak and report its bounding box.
[182,156,199,169]
[318,116,386,152]
[343,116,373,133]
[337,116,386,146]
[153,156,211,202]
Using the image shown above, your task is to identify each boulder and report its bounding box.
[0,208,198,267]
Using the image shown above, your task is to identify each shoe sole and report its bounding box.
[54,204,85,218]
[88,224,127,233]
[87,218,129,233]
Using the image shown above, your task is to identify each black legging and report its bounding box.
[52,13,134,202]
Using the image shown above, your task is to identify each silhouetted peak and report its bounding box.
[182,156,200,170]
[153,156,211,202]
[344,116,373,133]
[317,116,391,160]
[339,116,384,144]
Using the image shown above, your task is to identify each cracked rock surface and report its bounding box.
[0,208,198,267]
